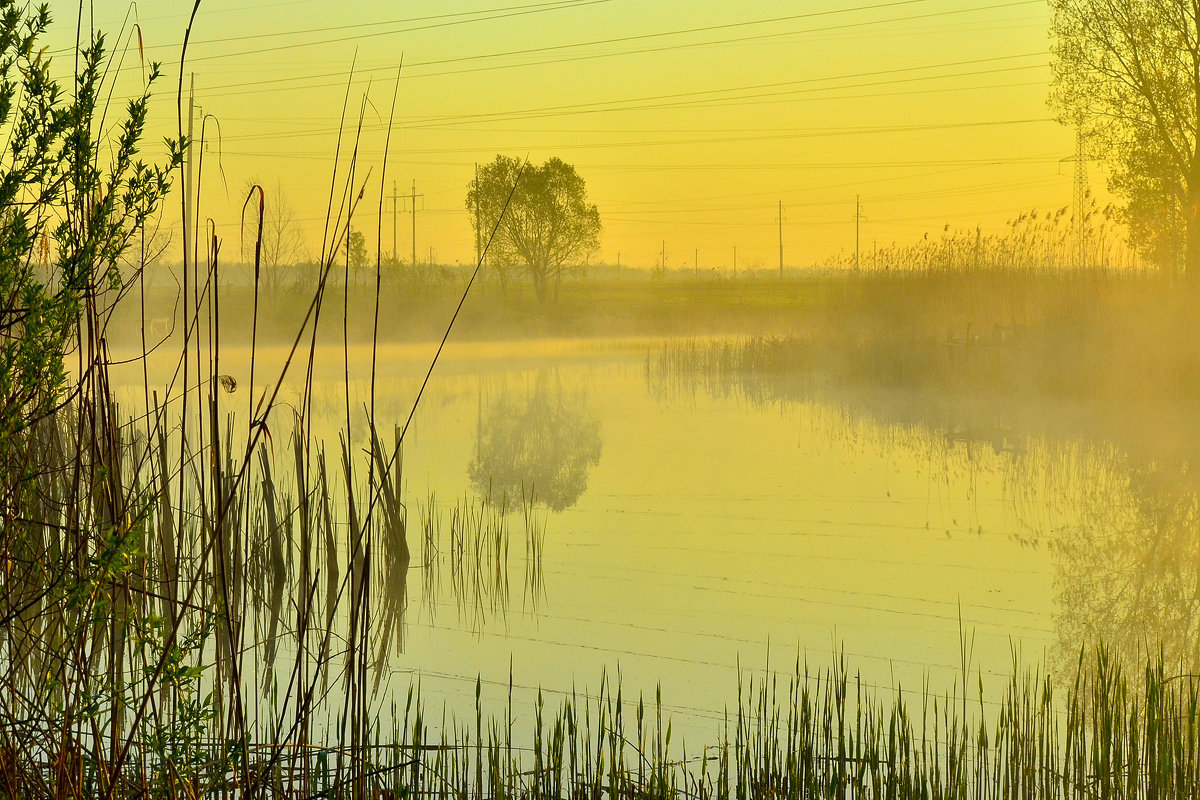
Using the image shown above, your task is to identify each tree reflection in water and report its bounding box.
[469,371,602,512]
[1021,446,1200,674]
[648,336,1200,676]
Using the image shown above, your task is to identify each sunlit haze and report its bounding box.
[55,0,1073,269]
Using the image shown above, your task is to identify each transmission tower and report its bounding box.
[1073,126,1088,267]
[854,196,867,271]
[1062,119,1094,268]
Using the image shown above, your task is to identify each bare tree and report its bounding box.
[243,178,305,293]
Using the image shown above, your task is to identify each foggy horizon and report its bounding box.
[46,0,1089,272]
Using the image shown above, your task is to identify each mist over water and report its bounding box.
[106,316,1200,746]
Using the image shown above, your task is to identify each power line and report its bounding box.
[186,0,616,63]
[214,91,1048,133]
[104,0,929,66]
[82,3,1045,104]
[45,0,607,58]
[219,150,1064,171]
[170,0,608,48]
[216,113,1052,146]
[357,0,1044,86]
[96,65,1049,122]
[151,0,926,58]
[151,65,1043,112]
[368,58,1049,128]
[192,58,1049,143]
[174,0,1031,90]
[601,169,1062,213]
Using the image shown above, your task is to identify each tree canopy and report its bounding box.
[348,229,369,272]
[467,155,600,302]
[1049,1,1200,275]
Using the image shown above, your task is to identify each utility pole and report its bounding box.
[695,247,699,278]
[403,180,424,268]
[661,240,667,272]
[391,180,399,264]
[412,181,419,269]
[777,200,785,277]
[854,196,867,271]
[733,245,737,279]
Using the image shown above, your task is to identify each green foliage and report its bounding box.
[0,4,189,797]
[135,614,219,796]
[0,2,181,445]
[467,155,600,303]
[63,510,148,618]
[1048,0,1200,274]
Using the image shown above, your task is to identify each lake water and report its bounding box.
[116,335,1193,746]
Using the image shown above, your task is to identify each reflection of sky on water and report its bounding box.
[647,337,1200,680]
[107,337,1200,742]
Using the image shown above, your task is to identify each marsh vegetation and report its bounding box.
[6,1,1200,798]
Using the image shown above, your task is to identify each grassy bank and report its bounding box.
[112,267,833,345]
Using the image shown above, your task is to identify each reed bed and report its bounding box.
[821,199,1137,273]
[43,646,1186,800]
[646,264,1200,410]
[402,648,1200,800]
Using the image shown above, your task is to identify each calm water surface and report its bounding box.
[119,336,1187,743]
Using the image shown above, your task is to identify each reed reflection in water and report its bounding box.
[417,490,547,633]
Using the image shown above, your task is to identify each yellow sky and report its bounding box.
[54,0,1078,269]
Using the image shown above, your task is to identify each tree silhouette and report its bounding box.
[347,229,369,285]
[243,178,305,294]
[1050,1,1200,275]
[467,155,600,303]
